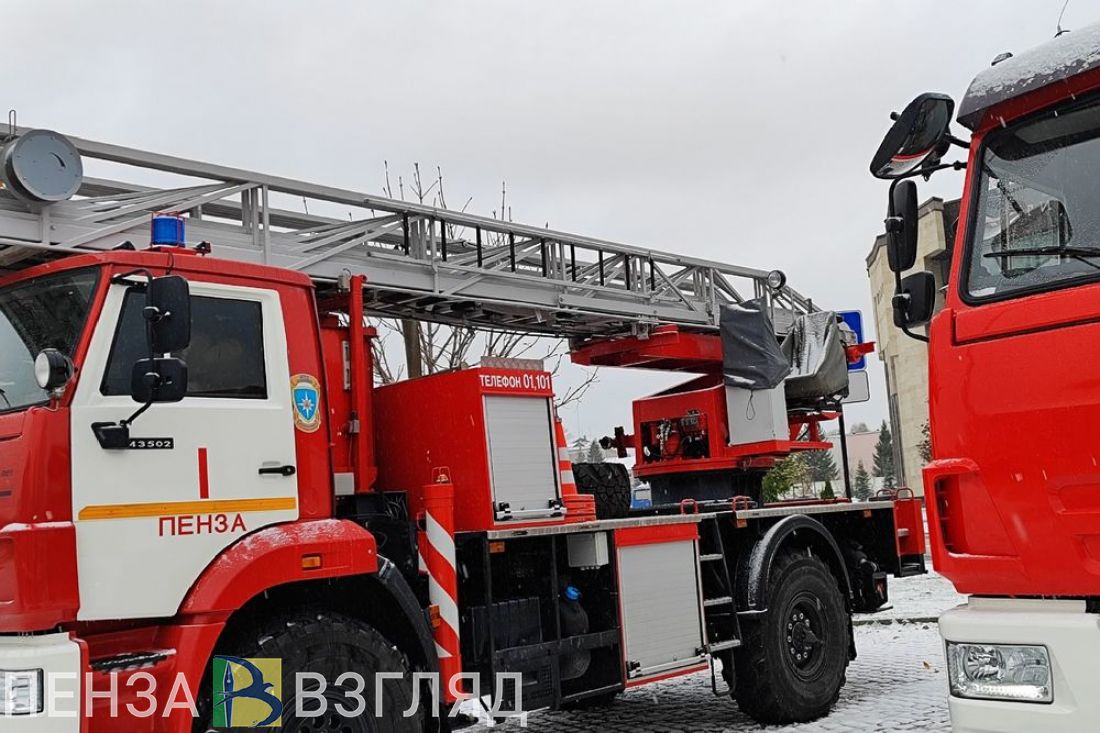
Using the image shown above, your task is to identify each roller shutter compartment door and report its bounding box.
[618,539,706,677]
[484,395,561,518]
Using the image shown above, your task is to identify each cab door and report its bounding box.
[936,282,1100,594]
[932,99,1100,594]
[69,279,299,620]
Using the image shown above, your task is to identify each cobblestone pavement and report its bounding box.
[471,571,960,732]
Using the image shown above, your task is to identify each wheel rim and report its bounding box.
[284,690,378,733]
[784,591,826,679]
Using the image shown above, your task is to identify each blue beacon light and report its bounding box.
[151,214,186,247]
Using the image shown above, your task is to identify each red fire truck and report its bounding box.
[870,22,1100,733]
[0,124,923,731]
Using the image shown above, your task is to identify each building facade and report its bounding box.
[866,197,958,495]
[829,429,879,485]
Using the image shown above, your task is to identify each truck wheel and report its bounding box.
[733,548,850,724]
[195,611,422,732]
[573,463,632,519]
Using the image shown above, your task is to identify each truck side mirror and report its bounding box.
[885,180,919,273]
[892,272,936,328]
[90,276,192,450]
[870,93,955,179]
[131,357,188,404]
[93,355,189,450]
[146,275,191,353]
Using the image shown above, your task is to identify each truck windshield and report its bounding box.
[0,269,99,411]
[965,96,1100,300]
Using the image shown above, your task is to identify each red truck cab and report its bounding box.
[871,23,1100,733]
[0,251,386,730]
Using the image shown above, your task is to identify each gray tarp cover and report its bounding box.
[782,310,849,402]
[720,300,791,390]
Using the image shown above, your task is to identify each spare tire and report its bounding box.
[573,462,632,519]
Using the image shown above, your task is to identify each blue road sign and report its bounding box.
[838,310,866,371]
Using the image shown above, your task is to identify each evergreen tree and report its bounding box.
[873,420,896,489]
[762,458,792,502]
[570,436,590,463]
[819,479,835,500]
[853,461,872,500]
[586,439,606,463]
[804,449,839,482]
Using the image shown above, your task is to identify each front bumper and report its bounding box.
[0,632,81,731]
[941,597,1100,733]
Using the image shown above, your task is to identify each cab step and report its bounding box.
[705,639,741,654]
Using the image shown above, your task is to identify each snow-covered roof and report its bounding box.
[958,23,1100,130]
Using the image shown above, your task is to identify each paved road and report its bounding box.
[471,571,961,732]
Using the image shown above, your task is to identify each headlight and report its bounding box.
[34,348,73,391]
[946,642,1052,703]
[0,668,44,715]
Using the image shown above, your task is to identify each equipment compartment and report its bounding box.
[615,524,706,680]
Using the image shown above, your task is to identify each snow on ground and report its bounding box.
[854,568,967,625]
[471,569,962,732]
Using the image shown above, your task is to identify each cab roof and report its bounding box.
[0,249,315,290]
[958,22,1100,130]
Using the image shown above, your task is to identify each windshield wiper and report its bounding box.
[0,387,10,409]
[985,246,1100,271]
[985,245,1100,258]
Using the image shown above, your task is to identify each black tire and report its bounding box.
[573,462,632,519]
[732,549,850,725]
[195,611,422,733]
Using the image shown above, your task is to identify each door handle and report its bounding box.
[258,465,297,477]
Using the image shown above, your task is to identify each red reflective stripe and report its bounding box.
[419,482,464,702]
[624,663,709,688]
[420,539,458,600]
[435,615,460,652]
[615,523,699,547]
[554,418,579,493]
[198,448,210,500]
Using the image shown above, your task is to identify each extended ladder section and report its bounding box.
[0,126,816,338]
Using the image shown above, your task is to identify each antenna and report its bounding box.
[1056,0,1071,37]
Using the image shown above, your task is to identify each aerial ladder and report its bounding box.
[0,124,864,506]
[0,123,816,337]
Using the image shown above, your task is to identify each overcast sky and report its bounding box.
[5,0,1090,441]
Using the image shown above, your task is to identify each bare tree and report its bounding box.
[371,162,598,407]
